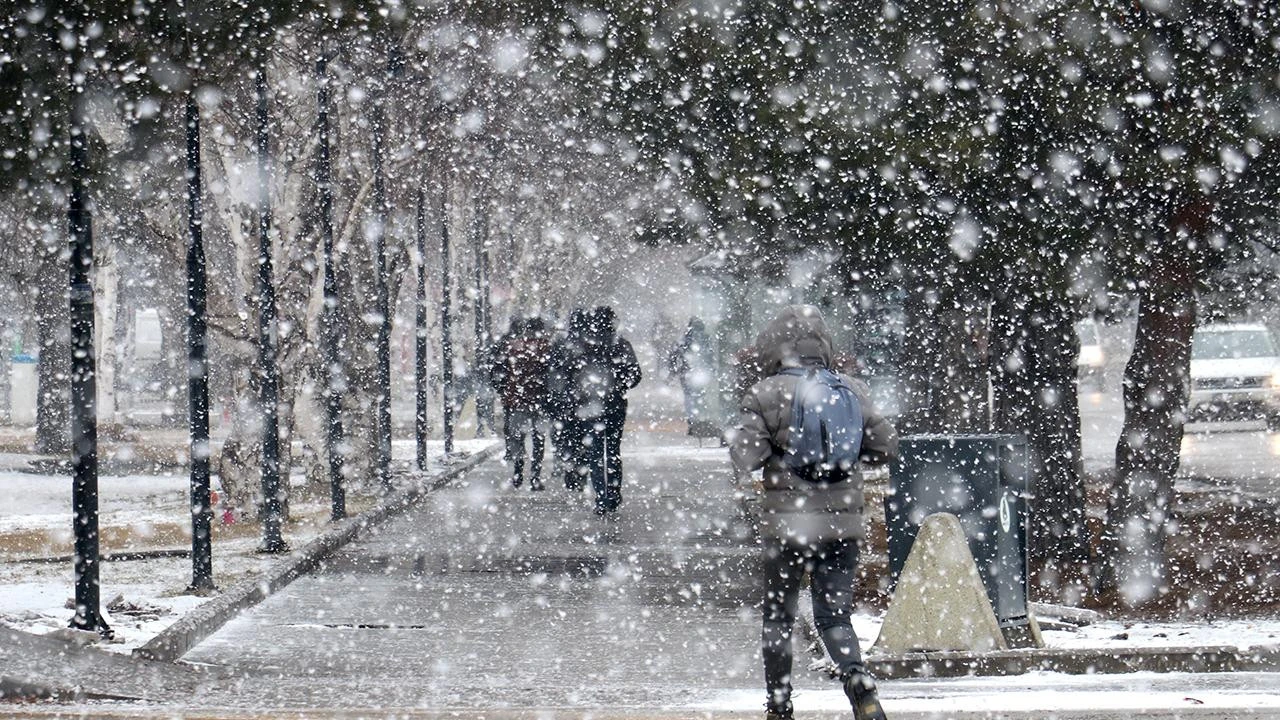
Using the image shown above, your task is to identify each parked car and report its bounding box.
[1076,320,1106,389]
[1188,323,1280,429]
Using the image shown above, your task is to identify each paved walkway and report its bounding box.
[8,430,1280,718]
[182,431,772,711]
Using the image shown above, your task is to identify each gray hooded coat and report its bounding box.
[729,305,899,545]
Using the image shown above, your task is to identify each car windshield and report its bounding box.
[1192,329,1277,360]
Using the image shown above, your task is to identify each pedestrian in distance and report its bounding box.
[548,308,591,490]
[473,340,498,438]
[667,316,719,438]
[571,305,641,516]
[729,305,899,720]
[491,316,552,490]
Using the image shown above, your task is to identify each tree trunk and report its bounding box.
[989,274,1088,598]
[35,239,69,454]
[1097,249,1196,606]
[94,234,119,426]
[214,353,258,516]
[898,272,988,434]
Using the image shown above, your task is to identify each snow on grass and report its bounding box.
[0,527,330,655]
[0,471,197,532]
[853,614,1280,655]
[0,438,498,655]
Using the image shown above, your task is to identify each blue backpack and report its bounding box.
[778,366,864,483]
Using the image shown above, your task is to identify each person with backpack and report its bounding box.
[547,308,590,490]
[571,305,641,515]
[729,305,899,720]
[491,316,552,490]
[667,316,718,437]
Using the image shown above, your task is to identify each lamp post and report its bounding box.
[66,14,109,636]
[254,64,287,554]
[317,53,345,520]
[415,188,430,471]
[371,83,392,493]
[185,81,215,593]
[440,195,454,456]
[472,204,493,433]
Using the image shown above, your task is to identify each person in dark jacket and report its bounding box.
[571,305,641,515]
[547,309,588,489]
[667,316,718,437]
[729,305,899,720]
[492,316,552,490]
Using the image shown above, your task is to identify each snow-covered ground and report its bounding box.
[698,672,1280,715]
[848,615,1280,655]
[1,538,300,653]
[0,437,495,655]
[5,431,1280,676]
[0,471,206,533]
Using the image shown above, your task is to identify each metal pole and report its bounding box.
[371,81,392,493]
[317,54,345,521]
[441,195,454,456]
[67,27,110,636]
[415,188,429,471]
[255,65,287,554]
[185,88,215,593]
[479,205,493,406]
[481,207,494,348]
[471,213,486,438]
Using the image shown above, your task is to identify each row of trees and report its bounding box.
[511,0,1280,603]
[1,1,670,631]
[4,0,1279,619]
[2,1,668,483]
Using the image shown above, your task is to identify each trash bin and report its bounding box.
[885,434,1033,643]
[9,354,37,425]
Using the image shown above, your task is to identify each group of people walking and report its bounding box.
[488,305,641,516]
[488,302,896,718]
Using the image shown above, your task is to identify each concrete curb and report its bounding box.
[0,626,217,703]
[7,548,191,565]
[866,642,1280,679]
[132,446,500,663]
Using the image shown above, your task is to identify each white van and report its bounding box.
[1188,323,1280,430]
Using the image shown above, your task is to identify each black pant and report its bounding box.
[503,407,544,485]
[578,415,624,512]
[551,415,582,489]
[761,538,865,712]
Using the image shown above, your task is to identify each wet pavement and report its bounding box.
[182,431,772,710]
[8,429,1280,718]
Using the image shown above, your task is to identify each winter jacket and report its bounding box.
[668,323,714,379]
[547,336,584,424]
[574,334,642,424]
[729,305,899,545]
[492,332,551,412]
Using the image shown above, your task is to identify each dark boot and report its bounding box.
[844,671,887,720]
[764,698,793,720]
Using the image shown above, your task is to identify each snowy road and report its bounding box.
[181,435,761,710]
[1079,388,1280,497]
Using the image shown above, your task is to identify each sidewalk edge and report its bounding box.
[132,446,499,663]
[866,642,1280,679]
